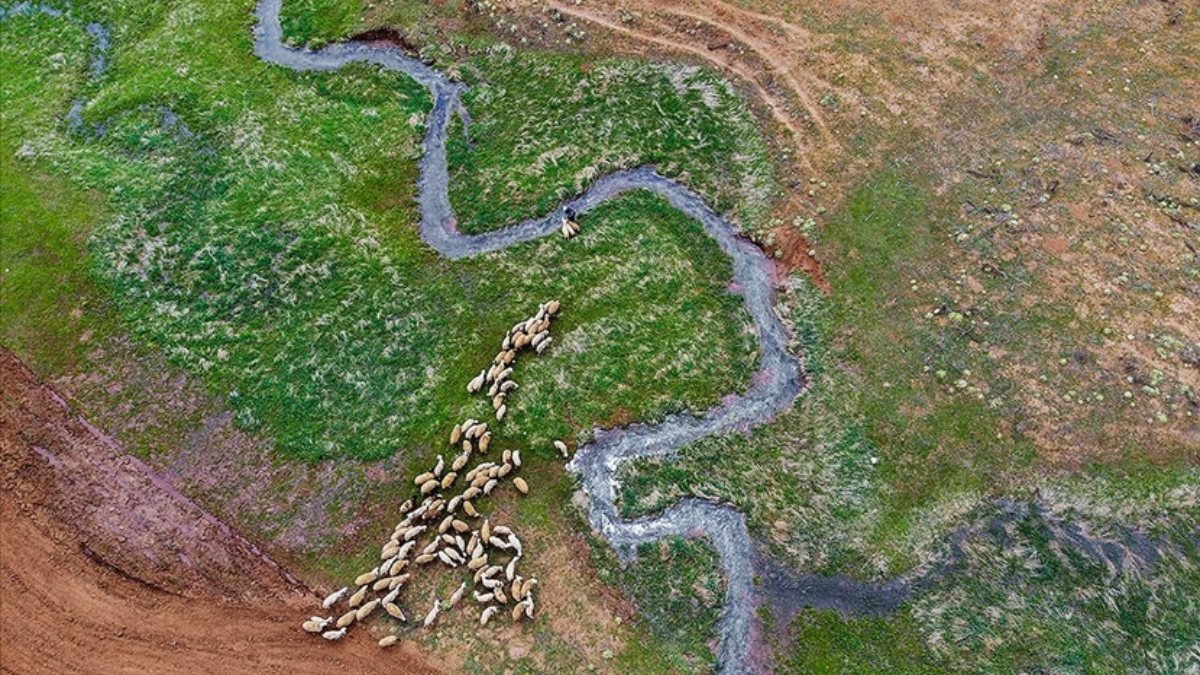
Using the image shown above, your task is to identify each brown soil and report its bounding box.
[0,348,436,674]
[769,226,829,291]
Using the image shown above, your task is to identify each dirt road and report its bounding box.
[0,349,436,674]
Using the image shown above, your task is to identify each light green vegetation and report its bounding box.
[909,481,1199,673]
[611,538,723,672]
[618,170,1040,576]
[2,1,766,669]
[1,1,759,464]
[5,1,1197,673]
[447,52,775,236]
[0,11,113,374]
[782,611,937,674]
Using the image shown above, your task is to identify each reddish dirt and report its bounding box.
[0,348,437,674]
[769,226,829,291]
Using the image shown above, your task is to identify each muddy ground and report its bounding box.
[0,349,436,673]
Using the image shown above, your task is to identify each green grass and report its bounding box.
[446,51,776,237]
[5,2,1198,673]
[617,538,723,672]
[279,0,362,46]
[783,610,938,674]
[1,0,761,465]
[0,10,115,375]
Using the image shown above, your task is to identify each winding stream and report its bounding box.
[251,0,803,670]
[7,2,1178,672]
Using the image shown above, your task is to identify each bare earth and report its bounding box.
[0,349,436,674]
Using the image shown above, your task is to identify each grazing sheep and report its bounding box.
[535,337,553,354]
[488,536,510,550]
[389,559,408,576]
[423,600,441,628]
[512,450,522,468]
[354,570,379,587]
[467,370,485,393]
[420,479,439,495]
[546,300,560,315]
[452,519,470,533]
[491,394,505,411]
[415,553,436,565]
[468,555,488,571]
[553,440,568,457]
[493,587,508,604]
[495,405,507,421]
[385,602,407,621]
[349,586,369,608]
[480,605,500,626]
[302,617,332,633]
[414,472,434,486]
[398,540,417,557]
[520,578,538,599]
[505,557,518,581]
[492,525,512,536]
[523,597,535,619]
[511,601,526,622]
[447,582,467,609]
[421,540,440,555]
[356,599,380,621]
[513,477,529,495]
[480,520,492,541]
[373,577,393,592]
[383,588,401,605]
[483,478,499,495]
[322,587,349,609]
[389,574,411,590]
[449,423,463,445]
[437,550,458,567]
[463,486,481,500]
[438,515,454,534]
[433,455,445,477]
[322,628,348,641]
[336,610,357,629]
[479,433,492,452]
[378,635,399,648]
[447,495,462,513]
[498,463,512,478]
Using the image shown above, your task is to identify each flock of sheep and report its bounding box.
[302,301,566,647]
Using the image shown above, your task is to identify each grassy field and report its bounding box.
[3,0,1197,672]
[1,0,767,669]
